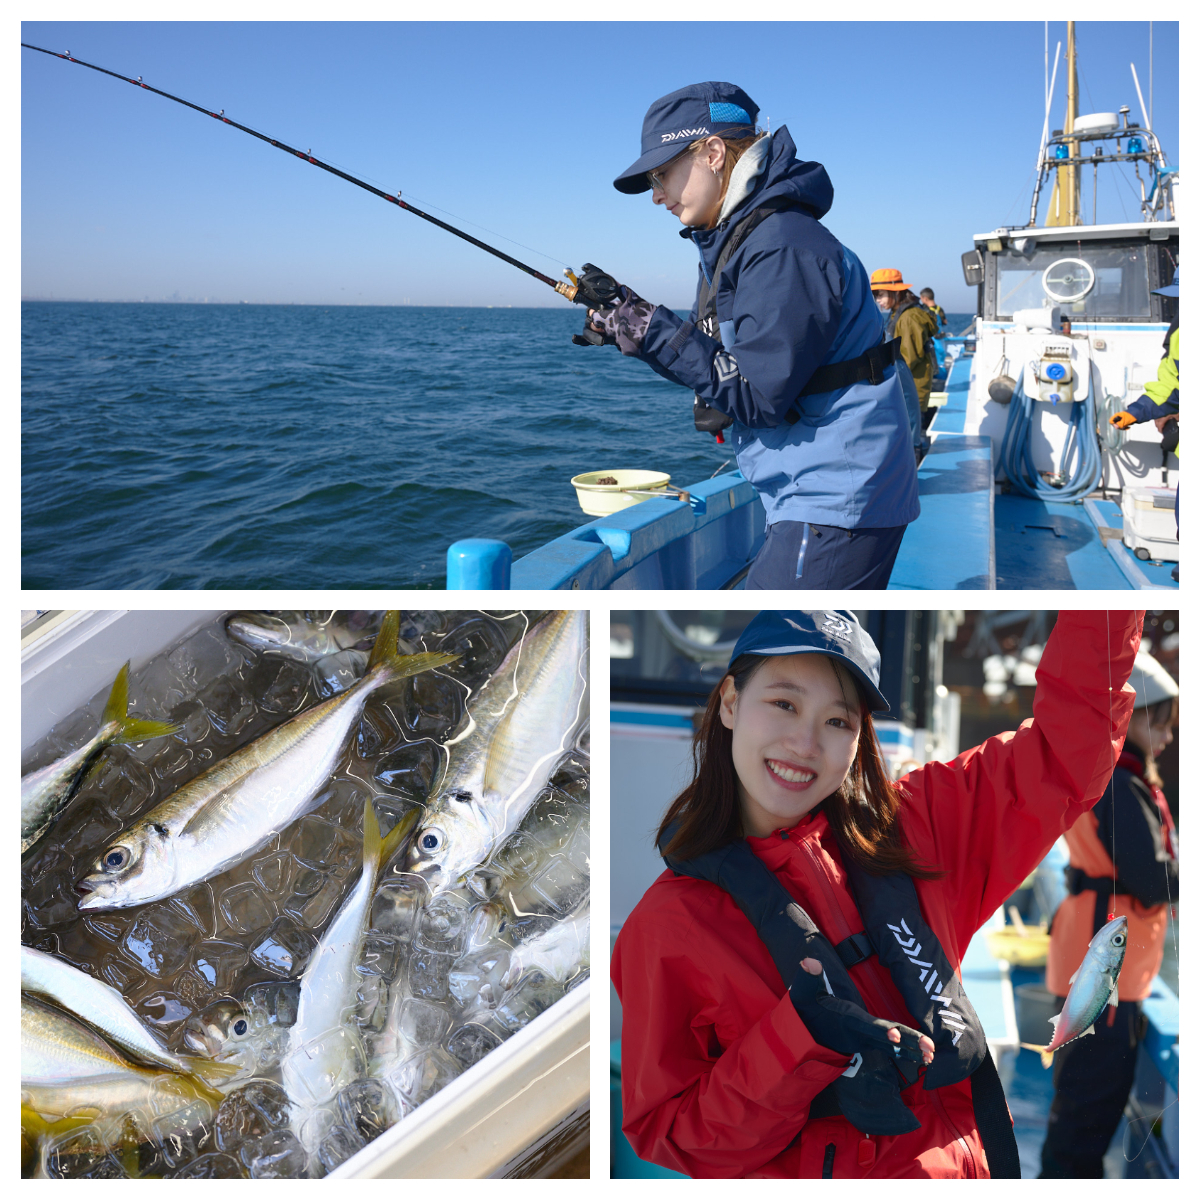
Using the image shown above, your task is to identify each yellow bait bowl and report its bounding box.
[571,469,673,516]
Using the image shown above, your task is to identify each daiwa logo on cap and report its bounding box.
[822,614,853,643]
[661,126,710,143]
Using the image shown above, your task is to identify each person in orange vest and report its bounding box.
[871,269,939,428]
[1039,651,1178,1178]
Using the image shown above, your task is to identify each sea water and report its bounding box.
[22,301,975,589]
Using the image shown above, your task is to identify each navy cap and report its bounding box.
[613,82,759,195]
[1153,266,1179,297]
[729,611,890,713]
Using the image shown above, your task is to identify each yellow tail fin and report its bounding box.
[101,662,181,745]
[1019,1042,1055,1069]
[363,799,420,875]
[367,611,460,681]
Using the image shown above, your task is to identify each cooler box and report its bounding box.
[21,610,589,1179]
[1121,486,1178,563]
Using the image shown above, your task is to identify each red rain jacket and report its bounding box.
[612,611,1142,1178]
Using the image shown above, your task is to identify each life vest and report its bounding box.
[690,200,900,436]
[658,822,1020,1176]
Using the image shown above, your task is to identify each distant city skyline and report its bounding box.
[22,21,1178,311]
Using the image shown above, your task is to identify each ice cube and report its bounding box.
[152,1098,214,1168]
[436,615,508,685]
[565,822,590,874]
[352,974,389,1032]
[290,814,344,871]
[90,752,156,823]
[370,877,427,940]
[255,658,313,716]
[389,1047,462,1107]
[446,1022,503,1069]
[199,675,257,738]
[188,939,248,991]
[529,857,587,916]
[372,741,440,801]
[415,893,469,954]
[492,971,563,1035]
[290,875,345,929]
[214,1080,292,1155]
[449,950,512,1010]
[398,997,451,1050]
[122,907,196,978]
[136,991,194,1036]
[42,1124,125,1179]
[315,1123,366,1174]
[244,979,301,1028]
[169,627,240,690]
[219,880,277,936]
[171,882,216,939]
[337,1079,400,1142]
[167,1152,245,1178]
[407,947,454,1001]
[357,932,400,981]
[242,1129,308,1179]
[399,672,461,741]
[250,916,317,977]
[251,850,293,896]
[313,648,369,697]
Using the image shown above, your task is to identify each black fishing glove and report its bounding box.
[586,284,659,356]
[790,961,926,1062]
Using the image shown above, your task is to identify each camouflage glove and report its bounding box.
[588,284,658,356]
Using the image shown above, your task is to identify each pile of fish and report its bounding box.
[21,609,590,1179]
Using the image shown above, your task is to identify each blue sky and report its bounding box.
[21,20,1178,310]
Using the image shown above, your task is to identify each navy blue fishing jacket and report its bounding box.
[634,127,920,530]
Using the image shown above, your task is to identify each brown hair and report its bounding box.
[661,131,765,229]
[657,653,942,879]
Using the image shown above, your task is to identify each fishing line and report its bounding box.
[21,43,573,293]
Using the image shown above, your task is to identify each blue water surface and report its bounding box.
[22,302,976,589]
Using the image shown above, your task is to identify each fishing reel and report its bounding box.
[558,264,621,346]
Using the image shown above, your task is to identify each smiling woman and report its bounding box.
[610,608,1145,1179]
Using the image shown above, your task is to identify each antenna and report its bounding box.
[1130,63,1151,132]
[1149,22,1153,131]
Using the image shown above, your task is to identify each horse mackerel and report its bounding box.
[77,611,456,910]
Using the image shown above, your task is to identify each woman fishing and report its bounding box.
[611,609,1142,1178]
[581,82,919,589]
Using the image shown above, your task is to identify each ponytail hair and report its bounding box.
[657,653,942,880]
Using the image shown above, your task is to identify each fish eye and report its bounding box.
[1113,933,1126,946]
[232,1018,248,1036]
[420,829,443,853]
[103,847,130,871]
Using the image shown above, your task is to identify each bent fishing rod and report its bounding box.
[22,42,619,321]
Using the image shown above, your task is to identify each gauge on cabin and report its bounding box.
[1041,257,1096,303]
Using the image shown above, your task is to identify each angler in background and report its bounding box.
[872,270,940,430]
[578,82,919,590]
[612,610,1142,1178]
[1038,651,1178,1179]
[919,288,948,332]
[1109,267,1179,581]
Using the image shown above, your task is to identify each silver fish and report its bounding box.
[225,610,388,662]
[501,904,590,991]
[21,995,227,1122]
[281,803,417,1150]
[77,612,456,910]
[21,663,178,856]
[21,945,188,1074]
[1022,914,1128,1067]
[406,611,588,897]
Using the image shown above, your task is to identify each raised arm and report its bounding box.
[899,611,1143,950]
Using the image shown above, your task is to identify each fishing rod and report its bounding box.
[21,42,618,314]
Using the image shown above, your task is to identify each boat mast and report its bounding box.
[1046,21,1080,227]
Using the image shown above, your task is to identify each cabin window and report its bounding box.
[991,241,1152,321]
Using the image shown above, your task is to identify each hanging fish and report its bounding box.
[21,663,178,856]
[77,612,456,910]
[1021,914,1128,1068]
[406,611,588,897]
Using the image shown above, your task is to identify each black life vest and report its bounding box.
[659,823,1020,1176]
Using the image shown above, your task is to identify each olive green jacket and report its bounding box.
[892,301,940,405]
